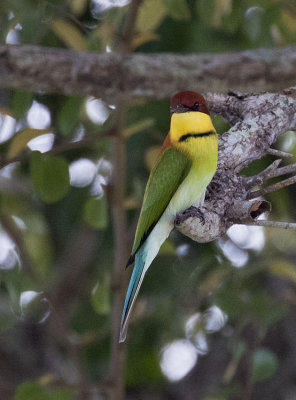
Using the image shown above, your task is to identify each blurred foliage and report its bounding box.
[0,0,296,399]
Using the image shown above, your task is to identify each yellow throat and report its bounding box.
[170,111,218,160]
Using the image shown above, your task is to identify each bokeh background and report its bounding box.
[1,0,296,399]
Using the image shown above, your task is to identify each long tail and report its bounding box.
[120,214,173,342]
[119,246,147,342]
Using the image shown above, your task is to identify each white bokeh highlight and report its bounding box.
[218,239,249,268]
[204,305,228,333]
[6,29,19,44]
[0,227,20,270]
[69,157,112,197]
[91,0,131,15]
[227,224,265,251]
[91,158,112,197]
[281,131,296,152]
[20,291,50,324]
[27,133,55,153]
[86,98,110,125]
[0,115,16,143]
[11,216,27,231]
[0,163,18,179]
[160,339,198,382]
[70,158,97,187]
[27,101,51,129]
[185,306,227,354]
[176,243,190,257]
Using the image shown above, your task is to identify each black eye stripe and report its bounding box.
[180,102,199,111]
[179,131,215,142]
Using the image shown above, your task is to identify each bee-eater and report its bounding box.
[120,91,218,342]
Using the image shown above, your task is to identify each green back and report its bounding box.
[131,147,191,255]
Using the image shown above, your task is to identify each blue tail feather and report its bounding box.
[120,247,146,342]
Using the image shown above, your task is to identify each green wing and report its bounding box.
[131,147,191,256]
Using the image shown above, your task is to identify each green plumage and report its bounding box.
[131,148,191,256]
[121,94,219,342]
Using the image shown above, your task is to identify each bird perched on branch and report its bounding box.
[120,91,218,342]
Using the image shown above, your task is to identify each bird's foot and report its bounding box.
[175,206,205,226]
[188,206,205,225]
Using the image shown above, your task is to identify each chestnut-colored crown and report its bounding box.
[170,91,209,115]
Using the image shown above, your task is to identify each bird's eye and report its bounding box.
[192,102,199,111]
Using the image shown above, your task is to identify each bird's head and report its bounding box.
[170,91,209,115]
[168,91,216,157]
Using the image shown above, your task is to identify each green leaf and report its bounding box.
[123,118,154,138]
[251,348,278,383]
[49,388,75,400]
[211,114,230,134]
[69,0,88,16]
[58,96,82,136]
[14,381,49,400]
[14,381,75,400]
[136,0,166,32]
[12,91,33,119]
[159,240,175,255]
[196,0,242,33]
[126,345,162,385]
[0,313,15,335]
[83,197,108,229]
[30,152,70,203]
[270,259,296,284]
[216,284,245,320]
[52,19,86,51]
[163,0,190,20]
[91,280,110,315]
[196,0,216,26]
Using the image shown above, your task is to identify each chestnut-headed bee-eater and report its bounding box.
[120,91,218,342]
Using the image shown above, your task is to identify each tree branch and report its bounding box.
[108,2,143,400]
[0,45,296,98]
[176,91,296,242]
[267,148,294,158]
[236,220,296,229]
[248,175,296,199]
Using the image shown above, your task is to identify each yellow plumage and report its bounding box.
[169,111,218,212]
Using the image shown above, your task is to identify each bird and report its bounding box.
[119,91,218,342]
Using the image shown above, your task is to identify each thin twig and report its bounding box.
[244,159,281,188]
[267,148,294,158]
[108,103,129,400]
[267,162,296,179]
[248,175,296,199]
[0,156,23,169]
[0,128,116,170]
[119,0,143,52]
[51,128,116,155]
[236,220,296,229]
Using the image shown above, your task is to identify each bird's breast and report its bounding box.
[168,152,217,215]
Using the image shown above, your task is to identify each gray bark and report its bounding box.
[0,44,296,98]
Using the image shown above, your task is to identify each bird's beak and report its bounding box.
[170,105,189,114]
